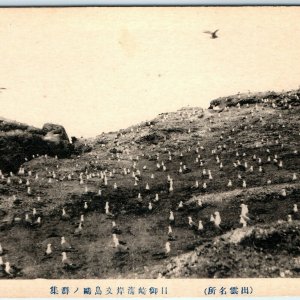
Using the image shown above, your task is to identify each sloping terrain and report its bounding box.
[0,89,299,279]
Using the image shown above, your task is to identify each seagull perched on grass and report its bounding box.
[198,220,204,231]
[168,225,176,241]
[152,242,170,259]
[74,223,83,236]
[4,261,21,277]
[188,216,197,230]
[61,237,75,252]
[42,243,53,261]
[62,252,80,270]
[45,243,52,255]
[111,221,122,234]
[169,211,175,224]
[214,211,221,228]
[61,208,70,221]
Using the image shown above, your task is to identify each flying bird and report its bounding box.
[203,29,219,39]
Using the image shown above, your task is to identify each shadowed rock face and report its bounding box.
[0,119,73,173]
[42,123,70,143]
[71,136,92,155]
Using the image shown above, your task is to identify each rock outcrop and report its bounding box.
[71,136,92,154]
[0,118,73,172]
[209,89,300,109]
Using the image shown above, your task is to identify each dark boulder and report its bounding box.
[0,118,73,173]
[42,123,69,141]
[71,137,92,154]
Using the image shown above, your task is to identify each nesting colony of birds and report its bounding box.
[0,88,299,279]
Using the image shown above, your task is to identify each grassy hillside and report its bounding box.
[0,89,299,279]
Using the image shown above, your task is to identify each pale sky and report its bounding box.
[0,7,299,138]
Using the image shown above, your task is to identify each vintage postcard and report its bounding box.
[0,6,300,297]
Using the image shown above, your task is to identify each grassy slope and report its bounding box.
[0,91,300,279]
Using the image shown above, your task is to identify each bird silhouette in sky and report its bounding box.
[203,29,219,39]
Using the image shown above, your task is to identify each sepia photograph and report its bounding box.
[0,6,300,287]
